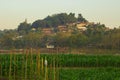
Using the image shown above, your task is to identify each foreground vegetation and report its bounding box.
[1,53,120,68]
[60,68,120,80]
[0,52,120,80]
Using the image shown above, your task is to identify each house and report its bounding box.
[58,25,68,32]
[12,36,23,40]
[76,23,87,27]
[76,23,87,31]
[66,23,76,27]
[31,28,36,31]
[46,45,54,48]
[42,28,53,35]
[77,27,87,31]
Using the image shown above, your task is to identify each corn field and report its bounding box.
[0,49,59,80]
[0,49,120,80]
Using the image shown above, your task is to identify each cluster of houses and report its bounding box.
[31,22,94,35]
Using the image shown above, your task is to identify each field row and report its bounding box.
[1,54,120,67]
[0,54,120,80]
[59,67,120,80]
[1,67,120,80]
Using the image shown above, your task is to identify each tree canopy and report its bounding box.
[31,13,87,29]
[0,12,119,50]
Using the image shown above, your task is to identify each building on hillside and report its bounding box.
[58,25,68,32]
[76,23,87,31]
[12,36,23,40]
[77,27,87,31]
[42,28,53,35]
[66,23,76,27]
[31,28,36,31]
[76,23,87,27]
[46,45,54,49]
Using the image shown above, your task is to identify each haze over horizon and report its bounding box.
[0,0,120,30]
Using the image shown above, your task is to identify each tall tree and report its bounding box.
[18,20,31,35]
[78,14,87,22]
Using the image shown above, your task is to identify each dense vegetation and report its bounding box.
[60,68,120,80]
[1,54,120,68]
[0,13,120,51]
[31,13,87,28]
[0,12,120,80]
[1,53,120,80]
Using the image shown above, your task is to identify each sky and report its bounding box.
[0,0,120,30]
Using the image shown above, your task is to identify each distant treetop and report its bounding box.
[31,13,87,29]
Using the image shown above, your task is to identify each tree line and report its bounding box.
[0,26,119,50]
[0,13,119,50]
[17,13,87,34]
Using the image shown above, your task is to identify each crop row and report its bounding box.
[0,53,120,79]
[1,54,120,67]
[59,67,120,80]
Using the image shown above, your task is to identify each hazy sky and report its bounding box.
[0,0,120,30]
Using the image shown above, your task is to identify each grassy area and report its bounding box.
[1,54,120,67]
[0,53,120,80]
[1,67,120,80]
[59,67,120,80]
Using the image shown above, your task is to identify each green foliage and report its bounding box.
[68,33,89,48]
[32,13,86,28]
[22,32,42,48]
[0,13,120,50]
[1,54,120,79]
[0,33,15,49]
[100,29,120,49]
[18,21,31,35]
[59,68,120,80]
[1,54,120,68]
[54,32,71,47]
[78,13,88,22]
